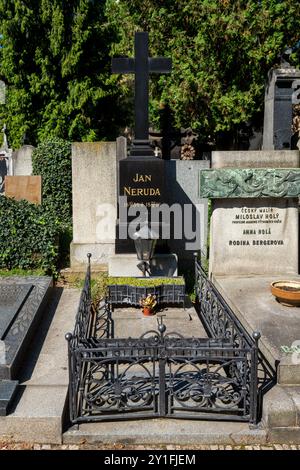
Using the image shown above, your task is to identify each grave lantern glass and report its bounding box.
[133,225,157,276]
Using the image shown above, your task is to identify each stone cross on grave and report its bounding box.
[112,32,172,157]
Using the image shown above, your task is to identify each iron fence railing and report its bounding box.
[66,255,275,425]
[194,257,276,421]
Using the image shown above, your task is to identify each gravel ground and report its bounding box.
[0,441,299,450]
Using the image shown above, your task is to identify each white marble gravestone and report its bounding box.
[200,150,300,276]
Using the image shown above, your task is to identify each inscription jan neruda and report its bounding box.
[123,173,161,197]
[228,207,284,247]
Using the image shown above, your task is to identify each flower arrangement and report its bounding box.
[140,294,157,315]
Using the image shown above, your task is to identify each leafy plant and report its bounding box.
[107,276,185,286]
[32,137,72,222]
[106,0,300,147]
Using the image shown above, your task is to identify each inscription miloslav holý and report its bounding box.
[228,206,284,247]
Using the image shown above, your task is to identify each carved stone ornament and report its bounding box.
[199,168,300,198]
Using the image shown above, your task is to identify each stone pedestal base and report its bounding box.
[108,254,178,277]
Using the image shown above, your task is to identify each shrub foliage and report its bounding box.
[32,137,72,222]
[0,196,60,274]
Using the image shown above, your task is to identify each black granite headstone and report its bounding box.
[112,32,172,253]
[116,157,166,253]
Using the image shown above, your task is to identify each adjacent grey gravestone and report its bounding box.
[12,145,35,176]
[0,81,6,105]
[263,66,300,150]
[165,160,210,270]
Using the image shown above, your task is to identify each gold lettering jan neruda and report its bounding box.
[124,187,161,196]
[133,174,152,182]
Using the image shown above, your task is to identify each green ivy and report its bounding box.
[32,137,72,222]
[0,196,60,275]
[107,276,185,286]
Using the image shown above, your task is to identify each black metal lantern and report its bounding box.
[133,225,158,276]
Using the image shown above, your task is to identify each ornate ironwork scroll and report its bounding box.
[65,255,275,425]
[194,258,276,420]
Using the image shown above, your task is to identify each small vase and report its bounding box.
[142,307,153,316]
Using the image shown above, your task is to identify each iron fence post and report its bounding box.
[65,332,75,423]
[159,351,166,416]
[250,331,261,425]
[157,317,167,416]
[87,253,92,302]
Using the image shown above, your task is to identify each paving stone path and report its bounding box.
[0,441,299,450]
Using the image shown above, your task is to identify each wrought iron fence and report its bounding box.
[66,255,275,425]
[194,257,276,420]
[67,316,261,423]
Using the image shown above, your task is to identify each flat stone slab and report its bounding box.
[0,277,52,380]
[211,150,300,169]
[0,284,32,339]
[63,419,266,446]
[213,274,300,385]
[112,305,207,339]
[108,254,178,277]
[0,287,81,443]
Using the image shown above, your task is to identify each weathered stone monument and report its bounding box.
[70,141,118,270]
[12,145,35,176]
[0,81,6,105]
[200,149,300,440]
[263,54,300,150]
